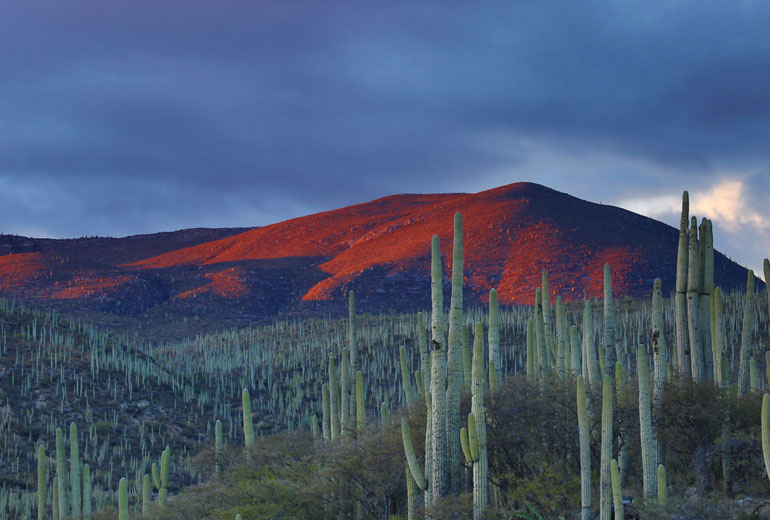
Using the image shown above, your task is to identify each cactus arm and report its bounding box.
[242,388,255,447]
[401,417,427,491]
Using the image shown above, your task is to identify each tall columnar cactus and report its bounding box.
[418,312,431,397]
[603,264,619,376]
[321,384,331,441]
[356,371,365,435]
[402,416,427,491]
[52,477,59,520]
[738,271,755,394]
[651,279,667,403]
[751,357,760,392]
[570,326,581,378]
[526,318,536,379]
[118,477,128,520]
[153,446,170,506]
[577,376,591,520]
[762,393,770,482]
[55,426,68,519]
[329,355,340,440]
[429,234,448,504]
[348,290,357,430]
[446,212,464,494]
[764,259,770,317]
[215,419,223,473]
[380,401,390,426]
[242,388,255,447]
[535,288,548,379]
[687,217,704,381]
[400,345,414,404]
[555,296,566,379]
[675,191,691,376]
[462,325,472,388]
[583,300,599,385]
[82,463,91,517]
[489,288,501,386]
[37,444,46,520]
[471,322,488,520]
[615,362,628,485]
[142,474,152,514]
[638,346,657,500]
[340,348,351,436]
[712,287,726,384]
[657,464,667,505]
[600,375,613,520]
[70,422,81,518]
[610,459,624,520]
[699,218,714,379]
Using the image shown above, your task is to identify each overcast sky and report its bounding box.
[1,1,768,277]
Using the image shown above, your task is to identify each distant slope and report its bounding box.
[0,183,759,322]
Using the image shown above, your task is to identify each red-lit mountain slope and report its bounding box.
[0,183,758,322]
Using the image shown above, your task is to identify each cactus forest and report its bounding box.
[2,191,770,520]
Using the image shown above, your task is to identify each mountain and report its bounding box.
[0,183,758,324]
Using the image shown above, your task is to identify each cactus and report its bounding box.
[652,279,667,403]
[488,288,501,385]
[242,388,255,447]
[311,415,319,441]
[583,300,600,385]
[751,357,760,392]
[82,463,91,517]
[340,348,351,436]
[400,345,414,404]
[687,217,704,381]
[380,401,390,426]
[638,346,657,500]
[526,318,536,379]
[765,259,770,317]
[37,444,46,520]
[611,459,623,520]
[52,477,59,520]
[429,234,448,505]
[471,322,488,519]
[55,427,68,519]
[762,393,770,482]
[70,422,81,518]
[118,477,128,520]
[675,191,691,377]
[657,464,667,505]
[600,375,613,520]
[418,312,431,397]
[406,465,418,520]
[142,474,151,514]
[446,212,464,494]
[699,218,714,379]
[615,362,628,485]
[356,370,365,435]
[603,264,619,376]
[738,271,755,394]
[215,419,223,472]
[152,445,171,506]
[570,326,581,378]
[329,355,340,440]
[535,288,548,379]
[322,383,331,441]
[462,325,472,389]
[577,376,591,520]
[348,290,358,431]
[711,288,725,384]
[556,296,566,379]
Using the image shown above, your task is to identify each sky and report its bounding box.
[1,1,768,277]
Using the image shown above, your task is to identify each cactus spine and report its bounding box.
[638,346,657,500]
[118,477,128,520]
[687,217,704,381]
[55,427,68,519]
[37,444,46,520]
[471,322,488,520]
[446,212,464,494]
[738,270,755,394]
[577,376,591,520]
[600,375,613,520]
[70,422,81,518]
[242,388,255,447]
[675,191,691,376]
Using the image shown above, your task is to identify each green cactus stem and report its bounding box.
[356,371,365,435]
[699,218,714,380]
[556,296,566,379]
[583,300,600,385]
[406,465,418,520]
[675,191,691,377]
[526,318,536,379]
[429,234,448,505]
[215,419,223,472]
[329,355,340,439]
[401,416,427,491]
[37,444,46,520]
[340,348,351,436]
[322,383,331,441]
[657,464,667,505]
[400,345,414,404]
[142,474,152,514]
[82,463,91,517]
[153,445,170,506]
[764,259,770,317]
[380,401,390,427]
[70,422,81,518]
[489,288,501,385]
[55,427,68,519]
[652,279,667,403]
[118,477,128,520]
[242,388,255,447]
[52,477,59,520]
[471,322,488,520]
[638,346,657,500]
[577,376,591,520]
[751,357,760,392]
[603,264,619,376]
[446,212,464,494]
[570,326,581,378]
[600,375,613,520]
[462,325,472,389]
[348,290,358,432]
[535,288,548,379]
[687,217,704,381]
[611,459,624,520]
[738,271,755,394]
[762,393,770,482]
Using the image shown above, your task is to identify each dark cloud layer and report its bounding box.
[1,1,768,272]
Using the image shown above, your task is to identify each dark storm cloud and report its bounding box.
[1,0,769,254]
